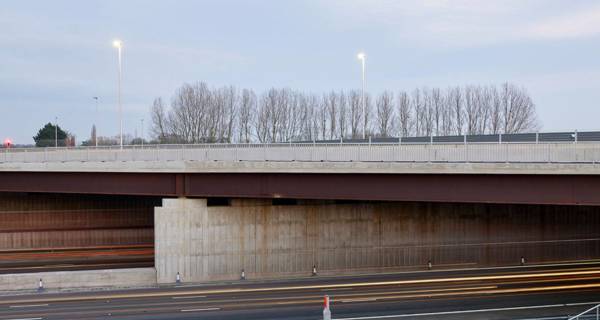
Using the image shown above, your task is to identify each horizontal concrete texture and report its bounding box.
[3,160,600,175]
[1,142,600,165]
[154,198,600,283]
[0,268,156,292]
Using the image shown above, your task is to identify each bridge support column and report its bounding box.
[155,198,208,284]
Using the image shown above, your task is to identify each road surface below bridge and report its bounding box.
[0,262,599,319]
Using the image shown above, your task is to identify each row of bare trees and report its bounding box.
[150,82,539,143]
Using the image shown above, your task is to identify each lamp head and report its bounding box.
[357,52,366,60]
[113,39,122,48]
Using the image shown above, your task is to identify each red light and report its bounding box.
[3,138,12,148]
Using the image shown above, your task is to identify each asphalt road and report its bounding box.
[0,262,600,320]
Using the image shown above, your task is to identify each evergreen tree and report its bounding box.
[33,123,68,147]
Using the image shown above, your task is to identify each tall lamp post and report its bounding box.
[93,96,99,147]
[140,118,144,147]
[113,39,123,149]
[54,116,58,148]
[357,52,366,139]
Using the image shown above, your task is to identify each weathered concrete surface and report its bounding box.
[154,198,207,284]
[0,268,156,292]
[2,160,600,175]
[154,198,600,283]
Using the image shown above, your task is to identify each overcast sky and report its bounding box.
[2,0,600,143]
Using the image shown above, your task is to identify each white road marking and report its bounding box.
[9,304,48,308]
[4,318,43,320]
[333,302,600,319]
[565,301,600,306]
[180,307,220,312]
[322,288,353,291]
[513,317,566,320]
[0,269,597,306]
[341,298,378,303]
[172,295,207,300]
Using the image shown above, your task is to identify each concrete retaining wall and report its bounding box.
[154,198,600,284]
[0,268,156,292]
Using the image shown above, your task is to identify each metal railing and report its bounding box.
[2,141,600,164]
[569,304,599,320]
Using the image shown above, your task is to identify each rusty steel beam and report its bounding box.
[0,172,179,196]
[1,172,599,205]
[185,173,600,206]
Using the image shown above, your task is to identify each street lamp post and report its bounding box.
[140,118,144,147]
[113,39,123,149]
[357,52,366,139]
[54,116,58,148]
[93,97,99,147]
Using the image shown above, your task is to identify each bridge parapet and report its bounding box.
[2,142,600,164]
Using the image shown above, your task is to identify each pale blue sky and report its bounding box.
[2,0,600,143]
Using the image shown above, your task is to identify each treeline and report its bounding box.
[150,82,539,143]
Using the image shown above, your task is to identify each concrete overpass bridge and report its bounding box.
[2,141,600,204]
[0,140,599,290]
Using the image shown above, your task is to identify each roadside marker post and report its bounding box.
[176,272,181,284]
[38,278,44,292]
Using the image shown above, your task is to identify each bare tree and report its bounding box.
[151,82,539,143]
[150,97,168,142]
[338,91,348,139]
[326,91,338,139]
[464,86,478,135]
[440,89,454,136]
[376,91,395,137]
[224,86,238,142]
[448,87,464,135]
[348,90,362,138]
[431,88,442,136]
[412,88,424,136]
[422,88,434,136]
[363,93,373,137]
[319,95,328,140]
[501,83,539,133]
[489,86,502,134]
[255,92,271,143]
[307,94,322,141]
[238,89,256,143]
[397,91,411,137]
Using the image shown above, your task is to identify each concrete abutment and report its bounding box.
[154,198,600,284]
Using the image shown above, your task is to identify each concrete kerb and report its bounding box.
[0,268,157,295]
